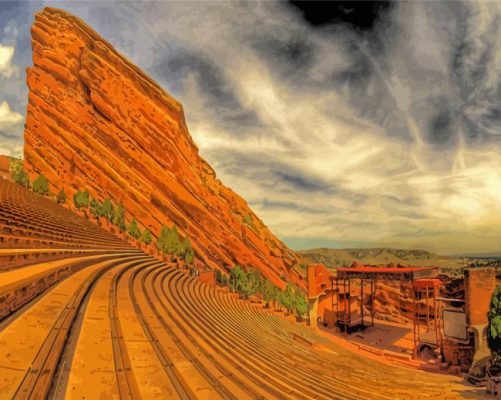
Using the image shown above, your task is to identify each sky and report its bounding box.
[0,1,500,255]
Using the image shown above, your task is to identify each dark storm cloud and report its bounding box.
[428,107,458,148]
[252,198,327,215]
[287,1,393,31]
[214,151,330,193]
[252,35,316,77]
[272,169,332,193]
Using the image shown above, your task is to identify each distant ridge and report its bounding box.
[448,251,501,258]
[299,247,465,269]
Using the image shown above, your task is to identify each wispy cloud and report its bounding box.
[0,100,22,129]
[1,1,501,253]
[0,44,18,78]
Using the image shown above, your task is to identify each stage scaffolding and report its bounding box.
[330,266,442,356]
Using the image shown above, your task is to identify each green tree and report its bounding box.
[73,190,89,210]
[263,279,275,308]
[228,266,258,299]
[32,175,49,195]
[89,198,104,219]
[178,237,194,264]
[294,288,308,318]
[271,285,280,309]
[243,214,253,226]
[157,225,181,256]
[229,265,245,293]
[166,225,181,254]
[255,272,264,294]
[216,270,228,286]
[247,270,263,297]
[280,283,295,315]
[240,273,253,299]
[56,188,66,204]
[488,287,501,356]
[9,158,30,188]
[101,198,114,222]
[128,218,141,239]
[113,203,126,231]
[140,229,152,245]
[156,225,170,256]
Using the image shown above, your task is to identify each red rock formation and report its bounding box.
[23,7,300,288]
[0,155,11,181]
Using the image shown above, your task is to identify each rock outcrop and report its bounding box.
[0,155,11,181]
[23,7,301,288]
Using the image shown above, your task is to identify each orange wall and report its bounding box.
[317,293,336,327]
[307,263,334,298]
[464,268,496,327]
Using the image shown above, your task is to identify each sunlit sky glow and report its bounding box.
[1,1,500,254]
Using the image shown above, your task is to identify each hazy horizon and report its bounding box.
[1,1,500,254]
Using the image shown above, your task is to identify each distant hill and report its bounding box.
[299,247,466,269]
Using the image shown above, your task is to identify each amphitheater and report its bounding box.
[0,177,482,399]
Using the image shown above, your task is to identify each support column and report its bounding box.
[348,278,351,331]
[361,278,364,327]
[331,279,334,328]
[434,286,439,347]
[371,277,375,327]
[426,286,430,332]
[336,278,339,324]
[343,279,348,333]
[413,287,418,358]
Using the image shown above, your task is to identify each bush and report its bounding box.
[178,237,194,264]
[113,203,126,231]
[228,266,263,299]
[32,175,49,195]
[102,198,114,222]
[156,225,182,256]
[155,226,194,263]
[279,283,295,315]
[229,265,245,293]
[140,229,153,245]
[237,271,252,299]
[263,279,275,308]
[242,214,256,230]
[216,270,228,286]
[56,188,66,204]
[488,287,501,356]
[89,198,104,219]
[9,158,30,188]
[294,288,308,317]
[248,270,263,296]
[73,190,89,210]
[128,218,141,239]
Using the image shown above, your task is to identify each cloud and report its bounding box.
[0,100,23,157]
[0,44,18,78]
[152,0,501,254]
[2,0,501,254]
[0,100,22,129]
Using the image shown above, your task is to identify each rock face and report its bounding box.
[0,155,11,181]
[24,7,300,288]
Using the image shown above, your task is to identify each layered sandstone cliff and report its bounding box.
[24,7,300,288]
[0,155,10,181]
